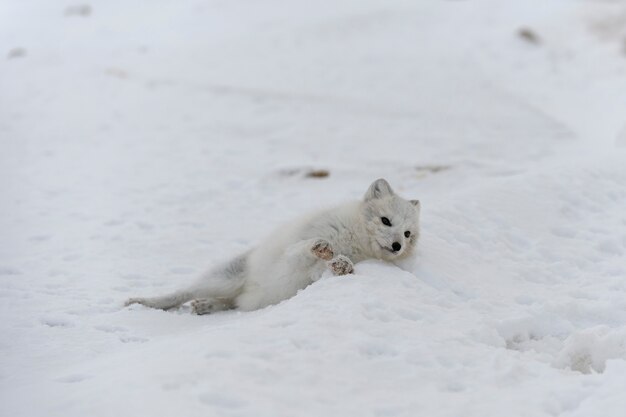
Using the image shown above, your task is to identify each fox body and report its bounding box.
[126,179,420,314]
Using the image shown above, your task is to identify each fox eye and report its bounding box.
[404,231,411,238]
[381,217,391,226]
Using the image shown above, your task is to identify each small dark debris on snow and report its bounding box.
[305,169,330,178]
[518,27,541,45]
[415,165,451,175]
[277,167,330,179]
[65,4,92,17]
[7,48,26,59]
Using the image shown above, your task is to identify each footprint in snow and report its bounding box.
[198,392,246,409]
[0,266,21,276]
[94,324,128,334]
[119,335,148,343]
[40,315,75,328]
[28,234,51,242]
[56,374,92,383]
[103,219,124,227]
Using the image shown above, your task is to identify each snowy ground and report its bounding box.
[2,0,626,416]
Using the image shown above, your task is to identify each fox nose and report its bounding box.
[392,242,401,252]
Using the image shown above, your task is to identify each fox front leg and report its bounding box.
[309,239,354,276]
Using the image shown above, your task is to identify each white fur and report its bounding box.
[126,179,420,313]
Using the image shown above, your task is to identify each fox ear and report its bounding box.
[364,178,394,201]
[410,199,420,207]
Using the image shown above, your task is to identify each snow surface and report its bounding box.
[2,0,626,416]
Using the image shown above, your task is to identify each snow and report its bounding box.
[1,0,626,416]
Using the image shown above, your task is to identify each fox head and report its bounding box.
[361,178,420,261]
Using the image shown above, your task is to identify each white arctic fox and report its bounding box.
[126,178,420,314]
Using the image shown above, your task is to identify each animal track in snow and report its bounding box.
[0,266,21,276]
[119,335,149,343]
[56,374,92,383]
[94,324,128,334]
[198,392,246,409]
[496,315,626,374]
[41,315,76,328]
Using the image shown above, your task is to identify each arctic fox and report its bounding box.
[125,178,420,314]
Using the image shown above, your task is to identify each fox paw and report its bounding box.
[191,299,216,315]
[311,239,334,261]
[328,255,354,276]
[191,299,232,315]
